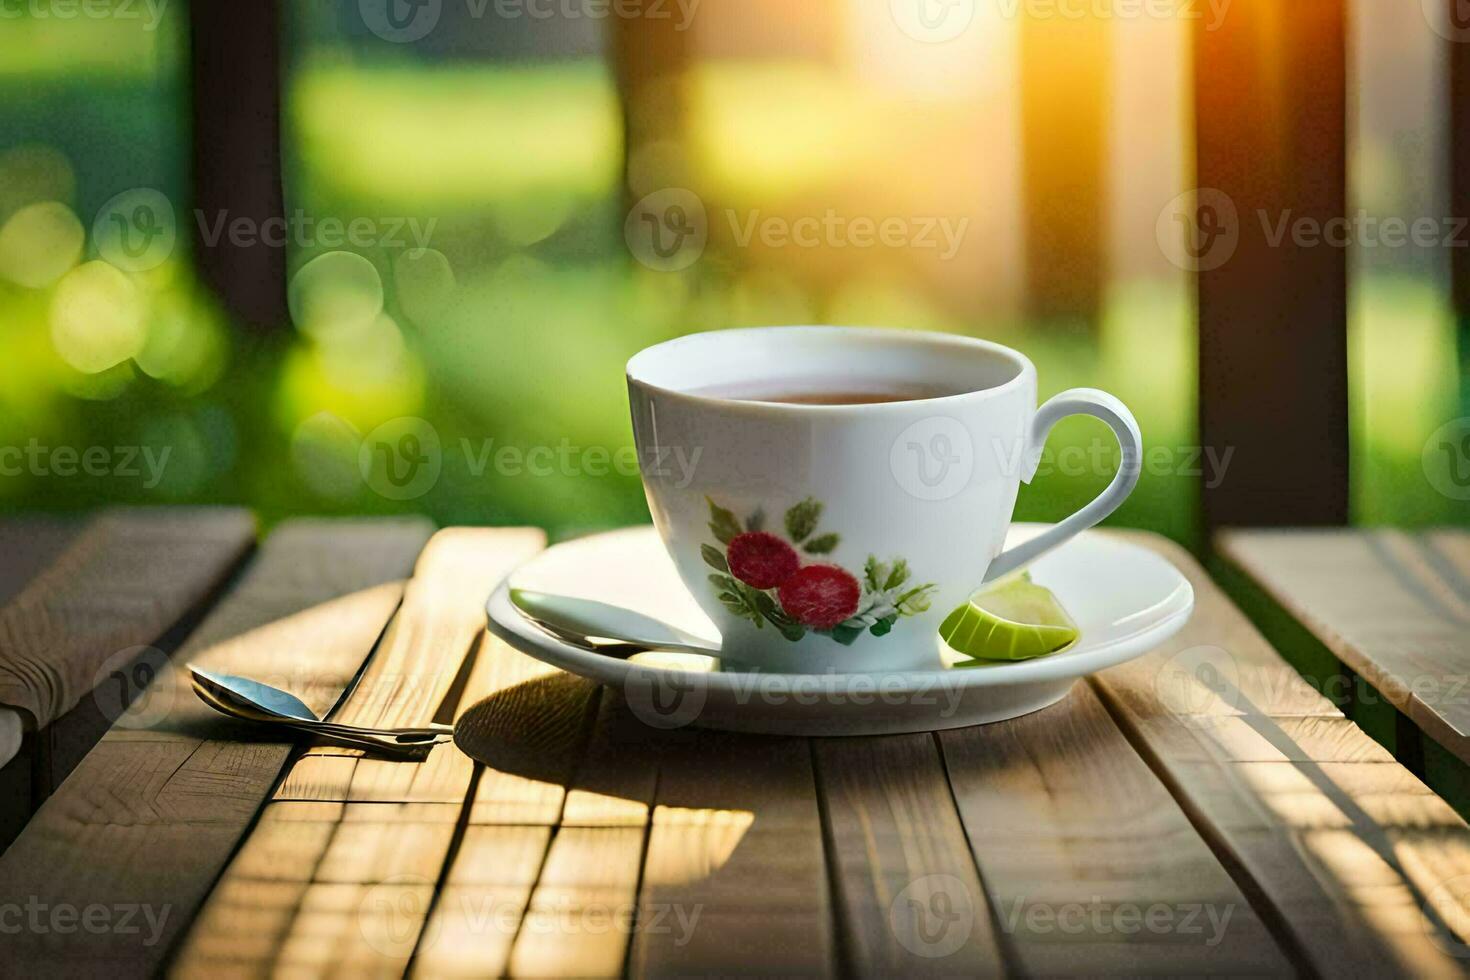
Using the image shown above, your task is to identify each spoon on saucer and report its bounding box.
[509,589,722,658]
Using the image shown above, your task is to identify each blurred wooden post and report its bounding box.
[1451,5,1470,415]
[187,0,288,331]
[1195,0,1349,529]
[1020,11,1110,330]
[612,2,695,210]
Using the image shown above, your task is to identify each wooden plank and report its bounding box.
[1094,530,1470,977]
[175,528,550,978]
[507,827,646,979]
[251,802,463,978]
[1218,529,1470,763]
[411,650,616,977]
[0,508,254,736]
[0,508,253,845]
[269,529,583,814]
[486,690,662,979]
[0,518,433,979]
[631,731,835,978]
[334,529,547,732]
[1195,0,1350,528]
[941,684,1289,976]
[410,825,552,979]
[0,515,82,606]
[813,733,1007,976]
[561,688,661,829]
[0,515,78,843]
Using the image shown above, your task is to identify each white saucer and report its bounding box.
[485,524,1193,736]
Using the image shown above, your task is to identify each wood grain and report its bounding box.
[561,688,661,829]
[415,608,623,976]
[0,515,82,606]
[0,508,255,729]
[1097,530,1470,978]
[332,529,546,732]
[493,690,663,978]
[632,731,835,978]
[0,518,433,979]
[0,508,254,818]
[1218,529,1470,762]
[0,510,67,835]
[507,827,646,978]
[941,683,1290,976]
[410,825,552,979]
[175,528,551,978]
[814,733,1007,976]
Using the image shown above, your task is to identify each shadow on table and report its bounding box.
[453,672,814,893]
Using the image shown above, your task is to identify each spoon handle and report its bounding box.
[314,721,452,739]
[297,721,452,744]
[192,681,452,744]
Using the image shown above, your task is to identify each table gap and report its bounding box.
[1088,673,1335,980]
[929,730,1026,977]
[807,737,856,980]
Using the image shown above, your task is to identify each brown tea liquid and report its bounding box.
[690,380,965,405]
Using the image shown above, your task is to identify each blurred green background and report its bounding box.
[0,1,1463,547]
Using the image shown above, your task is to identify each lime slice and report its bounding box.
[939,573,1079,662]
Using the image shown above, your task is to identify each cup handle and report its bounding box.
[983,388,1143,584]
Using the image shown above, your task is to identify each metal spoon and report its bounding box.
[191,681,440,756]
[509,589,722,658]
[191,679,449,747]
[190,668,453,741]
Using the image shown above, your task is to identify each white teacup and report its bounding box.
[627,326,1142,673]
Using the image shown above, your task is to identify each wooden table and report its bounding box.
[1219,530,1470,765]
[4,515,1470,977]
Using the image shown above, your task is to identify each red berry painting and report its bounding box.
[725,532,800,589]
[778,565,862,630]
[700,496,938,646]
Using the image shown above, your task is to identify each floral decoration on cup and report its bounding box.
[701,496,937,646]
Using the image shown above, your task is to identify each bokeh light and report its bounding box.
[490,195,574,247]
[288,250,385,341]
[0,201,84,288]
[277,332,425,434]
[319,312,412,390]
[49,260,147,373]
[135,286,228,391]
